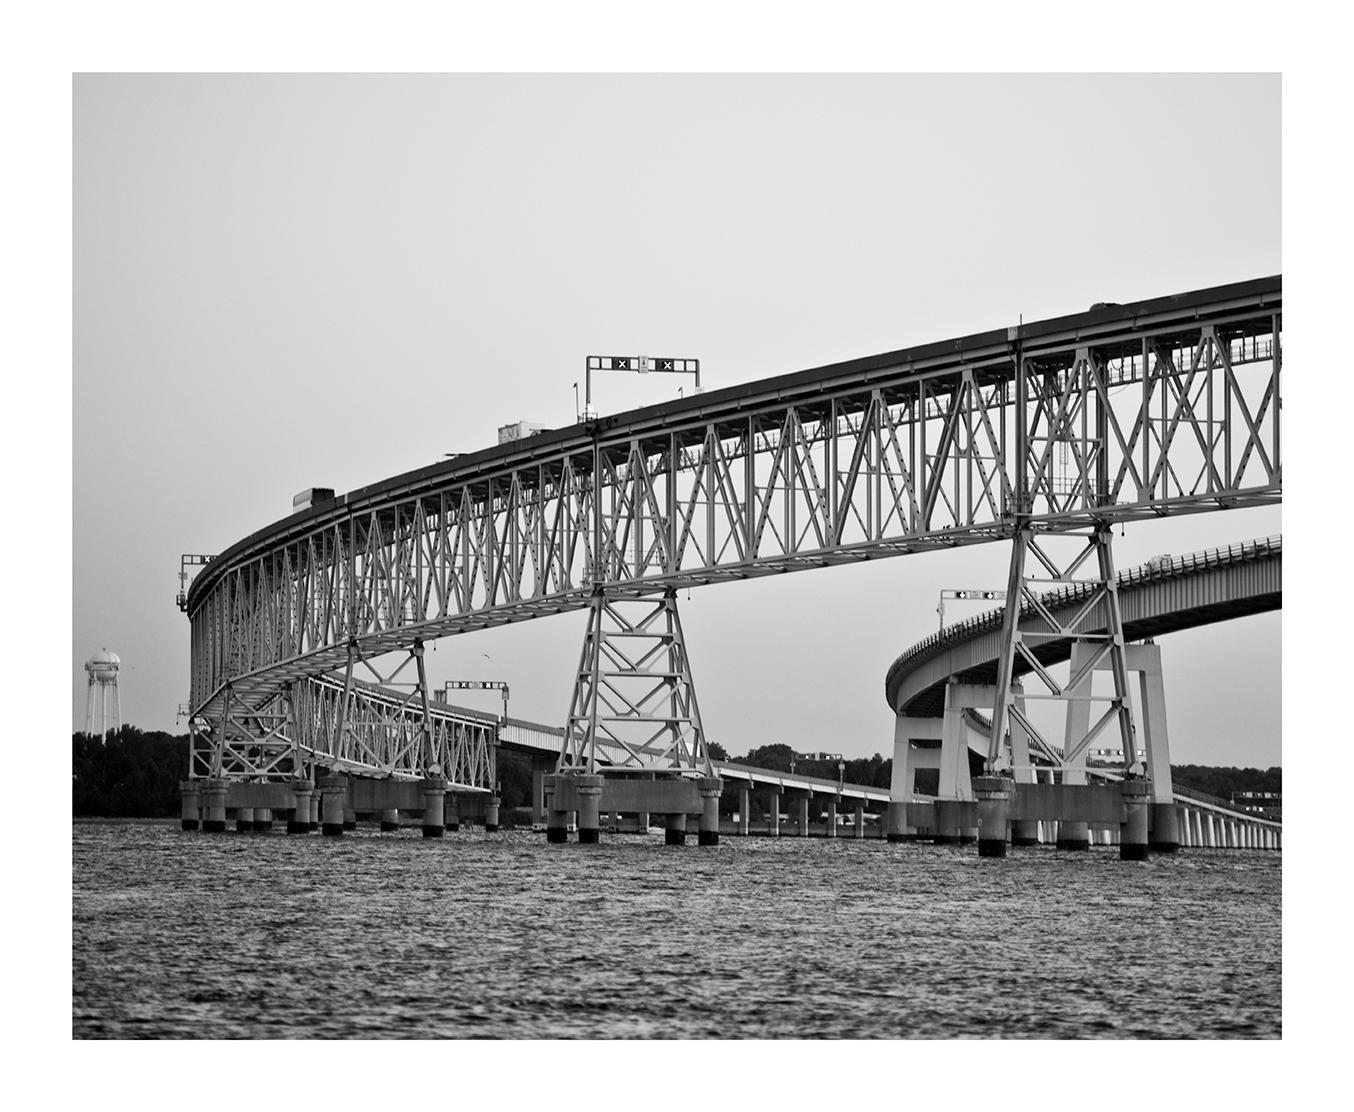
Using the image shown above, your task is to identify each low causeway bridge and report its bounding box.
[179,275,1281,857]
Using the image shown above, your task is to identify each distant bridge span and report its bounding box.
[182,275,1280,790]
[887,535,1281,718]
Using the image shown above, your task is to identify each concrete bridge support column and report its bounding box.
[342,802,357,831]
[320,776,348,837]
[934,800,965,845]
[485,795,501,833]
[1011,818,1040,847]
[201,778,229,833]
[826,797,838,838]
[288,780,313,834]
[421,778,447,838]
[1150,803,1182,854]
[254,808,273,832]
[235,807,255,834]
[885,801,909,842]
[767,789,781,837]
[1057,821,1090,851]
[797,795,810,838]
[666,812,687,846]
[739,788,750,836]
[854,802,865,839]
[445,794,461,834]
[637,811,651,833]
[179,781,201,831]
[573,776,604,844]
[974,776,1012,858]
[380,808,400,832]
[698,778,722,846]
[1120,781,1150,861]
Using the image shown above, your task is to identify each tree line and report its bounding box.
[71,727,1281,817]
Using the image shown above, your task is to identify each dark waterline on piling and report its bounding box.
[73,820,1280,1039]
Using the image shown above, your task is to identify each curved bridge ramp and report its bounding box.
[885,536,1281,718]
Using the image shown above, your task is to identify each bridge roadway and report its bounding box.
[184,275,1281,781]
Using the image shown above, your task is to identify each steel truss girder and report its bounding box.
[986,524,1140,778]
[187,295,1280,725]
[189,671,497,788]
[560,588,713,776]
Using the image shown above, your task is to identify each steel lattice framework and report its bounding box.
[184,276,1280,784]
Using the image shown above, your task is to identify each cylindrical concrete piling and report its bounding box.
[1149,802,1181,853]
[320,776,347,837]
[380,808,400,832]
[885,800,908,842]
[485,795,500,833]
[739,788,750,836]
[235,807,255,834]
[179,781,201,831]
[854,802,865,839]
[253,807,272,832]
[342,802,357,832]
[666,812,687,846]
[797,796,810,837]
[1011,819,1040,847]
[546,807,569,843]
[767,792,781,837]
[445,793,461,834]
[826,797,838,838]
[974,776,1012,858]
[1057,820,1090,851]
[201,779,229,833]
[421,778,447,838]
[576,775,604,844]
[934,800,963,845]
[698,777,723,846]
[288,780,313,834]
[1120,780,1151,861]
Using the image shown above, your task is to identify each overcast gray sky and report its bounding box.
[72,73,1281,766]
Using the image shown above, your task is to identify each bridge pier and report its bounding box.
[235,807,255,834]
[666,812,687,846]
[380,808,400,832]
[934,799,965,845]
[885,801,909,842]
[1120,781,1150,861]
[421,778,447,838]
[201,778,228,833]
[738,788,750,836]
[576,775,604,844]
[179,781,200,830]
[253,807,272,832]
[343,801,357,831]
[637,810,651,833]
[767,789,781,837]
[1150,803,1182,853]
[974,776,1011,858]
[854,802,865,839]
[320,776,347,837]
[288,780,313,834]
[445,794,461,834]
[485,795,500,833]
[1056,821,1090,851]
[796,795,810,838]
[826,797,838,839]
[698,778,722,846]
[1011,819,1040,847]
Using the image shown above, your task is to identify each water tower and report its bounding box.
[84,648,122,742]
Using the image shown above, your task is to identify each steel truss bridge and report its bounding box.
[183,275,1280,789]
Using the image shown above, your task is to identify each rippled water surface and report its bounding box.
[73,820,1280,1038]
